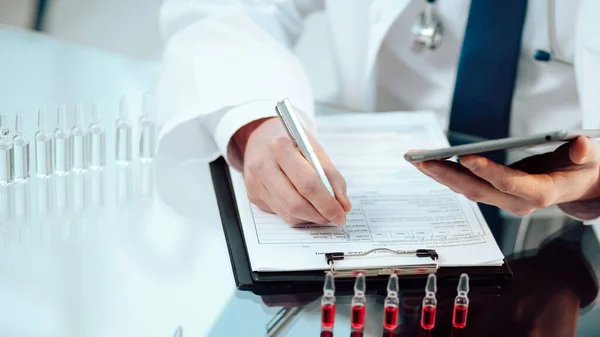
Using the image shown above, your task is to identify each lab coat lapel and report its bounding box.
[326,0,410,111]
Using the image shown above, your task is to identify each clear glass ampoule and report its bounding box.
[72,102,89,172]
[54,104,72,175]
[139,92,156,161]
[350,273,367,330]
[35,109,53,177]
[0,112,9,137]
[0,118,14,185]
[383,273,400,331]
[116,96,132,163]
[89,103,106,170]
[13,112,30,181]
[420,273,438,330]
[452,273,470,329]
[321,271,336,331]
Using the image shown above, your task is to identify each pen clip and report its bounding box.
[275,101,298,148]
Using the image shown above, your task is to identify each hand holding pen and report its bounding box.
[231,98,351,226]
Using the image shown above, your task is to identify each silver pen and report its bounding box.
[275,98,335,196]
[275,99,348,236]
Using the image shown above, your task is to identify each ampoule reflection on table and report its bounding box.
[0,112,14,186]
[139,93,157,162]
[70,104,89,215]
[1,113,18,226]
[116,96,133,204]
[88,103,107,211]
[139,93,156,203]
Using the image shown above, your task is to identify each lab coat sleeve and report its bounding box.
[560,0,600,225]
[155,0,320,170]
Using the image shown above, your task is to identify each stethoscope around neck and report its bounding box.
[412,0,573,65]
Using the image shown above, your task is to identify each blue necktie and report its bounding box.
[449,0,528,157]
[449,0,528,235]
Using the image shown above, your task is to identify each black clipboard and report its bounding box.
[210,157,512,296]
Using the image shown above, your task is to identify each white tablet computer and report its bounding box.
[404,129,600,163]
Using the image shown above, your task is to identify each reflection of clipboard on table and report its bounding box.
[210,111,512,296]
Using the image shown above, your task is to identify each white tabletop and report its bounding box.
[0,26,391,337]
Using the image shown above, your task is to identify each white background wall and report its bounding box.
[0,0,337,99]
[0,0,163,60]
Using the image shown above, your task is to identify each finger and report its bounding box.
[277,145,347,225]
[569,136,600,165]
[458,155,555,205]
[250,191,273,213]
[324,166,352,212]
[264,187,309,226]
[257,163,330,225]
[509,142,573,174]
[255,200,273,213]
[245,172,274,213]
[415,160,536,215]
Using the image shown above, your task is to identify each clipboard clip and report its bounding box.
[325,248,439,277]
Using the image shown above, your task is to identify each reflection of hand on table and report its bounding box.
[400,234,597,337]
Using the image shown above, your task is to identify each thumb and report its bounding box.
[324,168,352,212]
[569,136,596,165]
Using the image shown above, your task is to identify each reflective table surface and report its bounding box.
[0,26,599,337]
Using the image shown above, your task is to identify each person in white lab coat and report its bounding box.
[155,0,600,227]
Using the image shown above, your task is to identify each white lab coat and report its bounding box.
[155,0,600,221]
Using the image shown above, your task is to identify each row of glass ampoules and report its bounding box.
[0,94,156,184]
